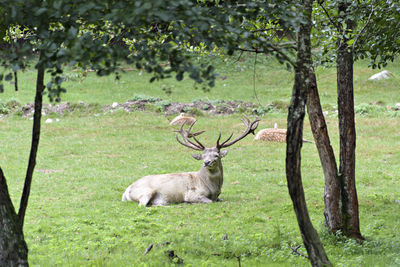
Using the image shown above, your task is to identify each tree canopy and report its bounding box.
[0,0,304,99]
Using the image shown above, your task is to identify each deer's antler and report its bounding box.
[216,114,260,149]
[175,121,205,151]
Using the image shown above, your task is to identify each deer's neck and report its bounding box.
[198,159,223,199]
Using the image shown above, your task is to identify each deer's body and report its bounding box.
[122,115,258,206]
[122,148,224,205]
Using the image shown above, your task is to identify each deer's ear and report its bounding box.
[191,154,202,160]
[220,149,229,158]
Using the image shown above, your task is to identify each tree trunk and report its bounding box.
[18,64,45,230]
[13,72,18,91]
[286,0,331,266]
[0,168,29,266]
[307,70,342,232]
[337,2,363,241]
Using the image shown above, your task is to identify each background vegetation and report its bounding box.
[1,55,400,109]
[1,55,399,266]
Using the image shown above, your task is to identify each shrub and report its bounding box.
[355,103,385,116]
[131,94,160,102]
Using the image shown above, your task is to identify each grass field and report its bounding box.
[0,54,400,266]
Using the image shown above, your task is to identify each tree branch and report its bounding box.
[252,53,261,105]
[290,245,309,258]
[352,5,374,49]
[18,61,45,230]
[237,46,296,67]
[237,48,264,54]
[319,2,340,31]
[233,50,244,64]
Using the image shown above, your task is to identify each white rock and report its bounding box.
[56,118,60,122]
[368,70,393,81]
[395,103,400,110]
[111,102,118,108]
[45,118,53,123]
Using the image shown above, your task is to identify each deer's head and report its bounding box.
[175,114,259,169]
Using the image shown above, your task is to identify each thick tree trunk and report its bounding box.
[286,0,331,266]
[0,168,29,266]
[337,2,363,241]
[18,65,45,230]
[307,70,342,232]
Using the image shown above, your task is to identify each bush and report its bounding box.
[131,94,160,102]
[0,105,10,115]
[354,103,385,116]
[0,100,22,115]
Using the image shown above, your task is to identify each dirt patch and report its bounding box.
[8,98,400,118]
[9,98,275,117]
[104,99,268,116]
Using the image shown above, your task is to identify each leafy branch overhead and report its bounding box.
[312,0,400,68]
[0,0,303,100]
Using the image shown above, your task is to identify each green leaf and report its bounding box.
[67,27,78,40]
[35,8,47,16]
[347,39,354,46]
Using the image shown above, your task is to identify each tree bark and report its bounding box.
[0,168,29,266]
[18,64,45,230]
[286,0,331,266]
[307,70,342,232]
[337,2,363,241]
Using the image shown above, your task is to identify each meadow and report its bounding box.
[0,54,399,266]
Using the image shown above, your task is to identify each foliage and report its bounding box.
[0,99,22,114]
[0,0,305,99]
[312,0,400,68]
[355,0,400,68]
[131,94,161,103]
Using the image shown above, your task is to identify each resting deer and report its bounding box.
[122,115,259,206]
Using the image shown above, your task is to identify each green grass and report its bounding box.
[1,54,399,109]
[0,54,400,266]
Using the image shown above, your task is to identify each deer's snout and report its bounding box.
[204,160,214,167]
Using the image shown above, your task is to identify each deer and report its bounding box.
[122,114,259,206]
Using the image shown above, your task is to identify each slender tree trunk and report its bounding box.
[307,70,342,232]
[0,168,29,266]
[18,64,45,230]
[286,0,331,266]
[13,71,18,92]
[337,2,363,241]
